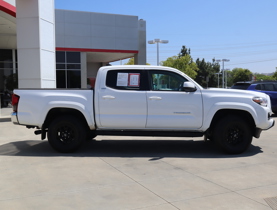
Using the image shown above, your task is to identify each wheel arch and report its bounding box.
[43,108,90,130]
[208,109,256,136]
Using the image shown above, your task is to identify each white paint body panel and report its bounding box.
[146,90,203,129]
[201,88,274,130]
[12,65,274,133]
[98,88,147,128]
[13,89,95,129]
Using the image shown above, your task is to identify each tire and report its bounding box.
[204,129,214,142]
[213,115,253,154]
[47,115,86,153]
[87,131,97,141]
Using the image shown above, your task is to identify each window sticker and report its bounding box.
[128,73,140,87]
[116,73,128,86]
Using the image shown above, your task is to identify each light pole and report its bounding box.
[215,60,223,88]
[148,39,168,66]
[215,73,222,88]
[216,59,230,88]
[224,69,230,88]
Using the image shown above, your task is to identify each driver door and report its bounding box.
[146,70,203,129]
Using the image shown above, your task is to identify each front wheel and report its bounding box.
[87,130,97,141]
[47,115,86,153]
[213,115,253,154]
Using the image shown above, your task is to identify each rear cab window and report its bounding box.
[106,70,149,91]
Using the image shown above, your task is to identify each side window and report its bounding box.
[263,84,275,91]
[106,70,149,91]
[149,70,188,91]
[255,84,262,90]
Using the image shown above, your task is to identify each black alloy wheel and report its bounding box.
[213,115,253,154]
[48,115,86,153]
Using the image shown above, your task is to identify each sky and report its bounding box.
[55,0,277,74]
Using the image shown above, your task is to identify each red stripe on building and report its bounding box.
[0,0,16,17]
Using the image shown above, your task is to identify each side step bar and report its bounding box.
[95,130,204,137]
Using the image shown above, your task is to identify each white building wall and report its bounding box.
[55,10,139,51]
[135,19,146,65]
[16,0,56,88]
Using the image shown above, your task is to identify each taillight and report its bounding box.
[12,94,20,112]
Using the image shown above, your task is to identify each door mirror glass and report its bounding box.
[183,81,197,92]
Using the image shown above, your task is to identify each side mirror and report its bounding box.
[183,81,197,92]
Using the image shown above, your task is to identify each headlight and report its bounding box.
[252,97,268,107]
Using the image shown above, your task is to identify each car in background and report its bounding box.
[231,81,277,113]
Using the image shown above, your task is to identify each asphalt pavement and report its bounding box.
[0,110,277,209]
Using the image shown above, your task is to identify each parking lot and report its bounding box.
[0,112,277,209]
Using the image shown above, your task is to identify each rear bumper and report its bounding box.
[11,112,19,124]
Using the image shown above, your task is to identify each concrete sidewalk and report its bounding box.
[0,115,277,209]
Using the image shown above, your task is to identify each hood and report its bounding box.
[201,88,272,112]
[204,88,268,98]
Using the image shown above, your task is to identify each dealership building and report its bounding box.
[0,0,146,107]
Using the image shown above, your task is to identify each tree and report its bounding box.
[231,68,252,84]
[254,73,274,81]
[161,45,198,79]
[161,55,198,79]
[124,57,150,65]
[225,69,233,87]
[194,58,220,88]
[124,57,135,65]
[179,45,191,57]
[272,69,277,80]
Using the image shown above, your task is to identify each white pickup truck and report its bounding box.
[11,65,275,154]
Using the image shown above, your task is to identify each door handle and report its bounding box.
[149,96,162,100]
[102,95,115,99]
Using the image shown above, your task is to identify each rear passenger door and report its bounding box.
[97,70,149,129]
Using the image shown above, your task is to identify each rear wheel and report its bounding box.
[48,115,86,153]
[213,115,253,154]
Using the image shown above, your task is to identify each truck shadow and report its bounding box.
[0,138,262,158]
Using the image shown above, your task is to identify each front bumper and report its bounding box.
[255,119,275,138]
[264,118,275,130]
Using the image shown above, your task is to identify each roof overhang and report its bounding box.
[0,0,16,49]
[56,47,138,63]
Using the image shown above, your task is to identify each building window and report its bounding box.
[0,49,18,108]
[56,51,81,88]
